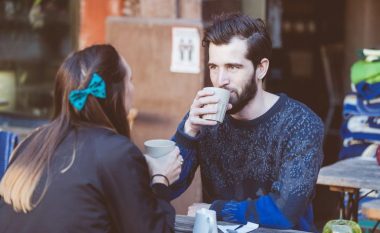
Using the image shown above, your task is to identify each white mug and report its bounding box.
[193,208,218,233]
[202,87,230,123]
[144,139,175,158]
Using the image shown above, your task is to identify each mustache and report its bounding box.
[222,87,237,93]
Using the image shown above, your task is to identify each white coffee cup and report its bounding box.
[144,139,175,158]
[193,208,218,233]
[202,87,230,123]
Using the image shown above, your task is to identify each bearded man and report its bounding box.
[169,13,324,232]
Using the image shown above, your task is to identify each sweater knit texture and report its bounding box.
[172,94,324,232]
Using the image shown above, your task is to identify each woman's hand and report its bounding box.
[144,147,183,186]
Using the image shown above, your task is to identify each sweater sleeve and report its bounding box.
[169,114,202,200]
[97,139,175,233]
[210,115,324,230]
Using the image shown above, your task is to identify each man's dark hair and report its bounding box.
[203,13,272,68]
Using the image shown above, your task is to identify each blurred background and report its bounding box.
[1,0,380,230]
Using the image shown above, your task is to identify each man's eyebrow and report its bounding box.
[226,63,243,67]
[207,63,244,67]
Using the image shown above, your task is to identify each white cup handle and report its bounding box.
[207,216,215,233]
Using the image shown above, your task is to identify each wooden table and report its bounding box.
[175,215,309,233]
[317,157,380,221]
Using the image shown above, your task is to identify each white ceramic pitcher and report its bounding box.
[192,208,218,233]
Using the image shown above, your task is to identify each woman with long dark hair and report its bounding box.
[0,44,182,233]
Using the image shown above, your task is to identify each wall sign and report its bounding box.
[170,27,200,74]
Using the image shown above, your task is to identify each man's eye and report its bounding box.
[209,65,217,70]
[228,65,239,70]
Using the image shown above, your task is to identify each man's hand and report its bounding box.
[187,203,212,217]
[184,88,227,137]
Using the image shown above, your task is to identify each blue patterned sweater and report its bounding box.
[170,94,324,232]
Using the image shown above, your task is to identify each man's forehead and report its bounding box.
[209,37,249,64]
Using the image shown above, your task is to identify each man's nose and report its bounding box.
[217,69,229,87]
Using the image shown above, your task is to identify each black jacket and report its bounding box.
[0,126,175,233]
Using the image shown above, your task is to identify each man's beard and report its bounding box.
[226,71,257,114]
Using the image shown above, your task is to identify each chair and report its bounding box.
[362,199,380,233]
[320,43,345,136]
[0,130,18,179]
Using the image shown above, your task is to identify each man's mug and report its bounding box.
[193,208,218,233]
[202,87,230,123]
[144,139,175,158]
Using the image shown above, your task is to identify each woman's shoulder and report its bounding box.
[80,126,132,145]
[79,127,144,166]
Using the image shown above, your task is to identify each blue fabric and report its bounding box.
[69,73,106,111]
[297,204,315,232]
[222,201,248,223]
[341,116,380,143]
[0,131,18,179]
[356,81,380,100]
[168,142,198,200]
[169,116,201,200]
[343,94,361,118]
[341,130,380,143]
[338,143,371,160]
[253,196,293,229]
[210,196,316,232]
[210,197,293,228]
[357,96,380,116]
[343,93,380,118]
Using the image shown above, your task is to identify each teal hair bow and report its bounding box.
[69,73,106,111]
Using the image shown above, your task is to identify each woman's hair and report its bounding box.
[0,44,130,213]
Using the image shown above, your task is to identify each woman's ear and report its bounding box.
[256,58,269,80]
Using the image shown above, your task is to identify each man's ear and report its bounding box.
[256,58,269,80]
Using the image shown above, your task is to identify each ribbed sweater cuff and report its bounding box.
[210,200,227,220]
[174,115,203,149]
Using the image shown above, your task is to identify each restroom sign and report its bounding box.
[170,27,200,74]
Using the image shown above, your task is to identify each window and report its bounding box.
[0,0,77,123]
